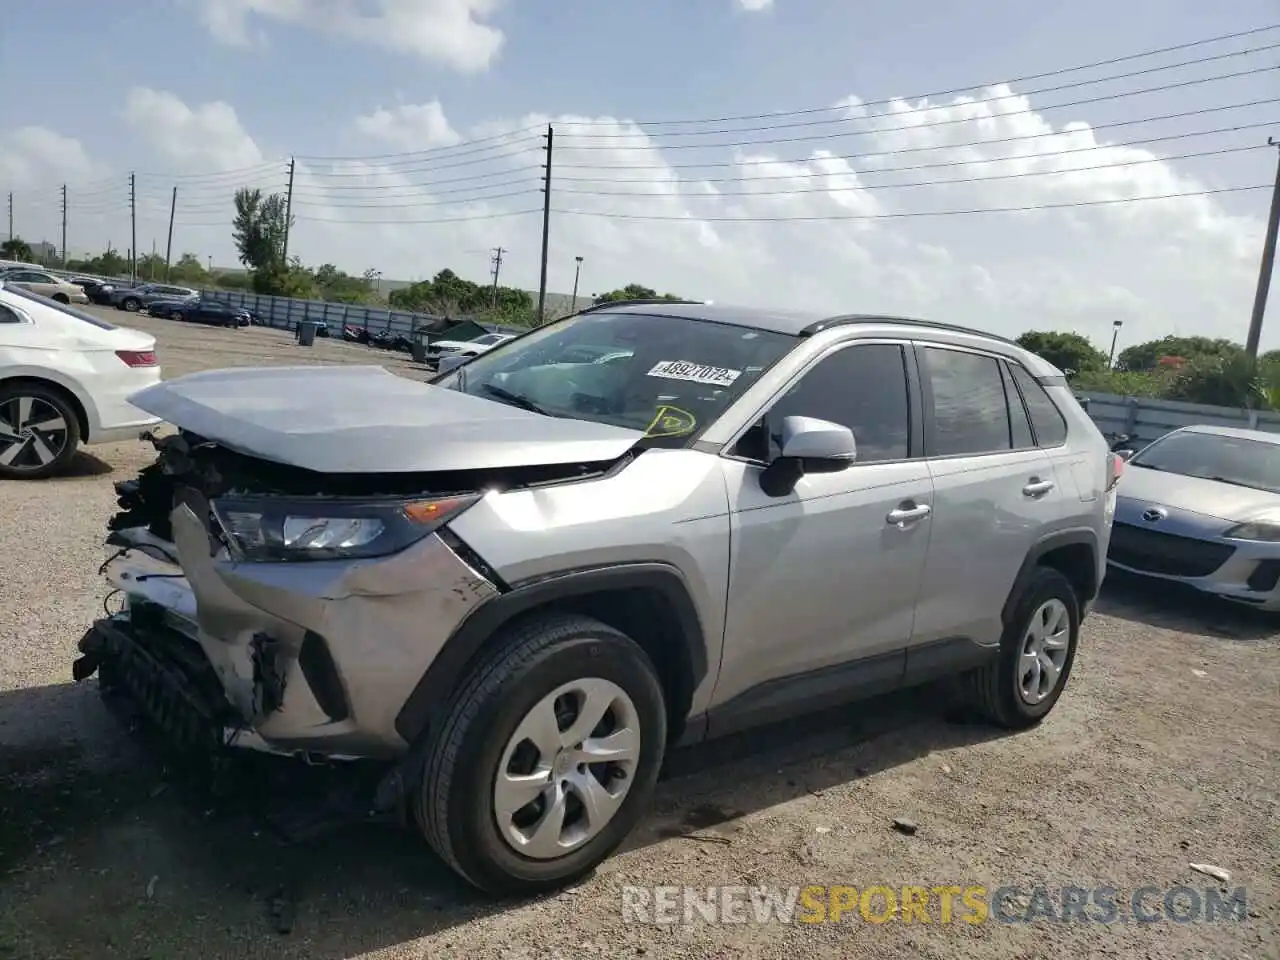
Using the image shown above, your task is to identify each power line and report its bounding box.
[297,130,546,165]
[295,123,547,162]
[290,207,542,225]
[555,99,1280,171]
[553,184,1270,223]
[554,144,1276,200]
[289,187,540,209]
[556,64,1280,153]
[555,119,1276,185]
[561,42,1280,142]
[569,23,1280,128]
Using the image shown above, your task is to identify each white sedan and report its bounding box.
[429,332,515,359]
[0,283,162,479]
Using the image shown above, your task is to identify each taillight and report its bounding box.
[115,349,157,367]
[1107,452,1125,491]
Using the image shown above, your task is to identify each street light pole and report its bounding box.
[571,256,584,312]
[1109,320,1124,368]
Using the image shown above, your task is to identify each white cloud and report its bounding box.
[0,128,98,189]
[197,0,505,73]
[2,84,1270,348]
[355,101,462,150]
[738,0,774,9]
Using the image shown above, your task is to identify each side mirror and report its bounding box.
[437,354,468,374]
[1115,449,1134,461]
[760,416,856,497]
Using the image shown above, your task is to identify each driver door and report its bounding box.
[710,340,933,733]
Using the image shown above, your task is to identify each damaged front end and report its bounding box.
[75,430,613,776]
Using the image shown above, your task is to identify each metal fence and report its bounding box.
[1077,391,1280,446]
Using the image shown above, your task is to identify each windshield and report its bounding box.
[474,333,505,345]
[1130,430,1280,494]
[433,310,797,448]
[4,285,118,329]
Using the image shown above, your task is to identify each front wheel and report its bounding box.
[121,298,141,312]
[959,566,1080,728]
[416,613,667,895]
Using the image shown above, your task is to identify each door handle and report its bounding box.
[887,503,931,526]
[1022,478,1055,498]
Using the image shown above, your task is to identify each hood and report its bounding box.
[1117,464,1280,522]
[127,365,645,474]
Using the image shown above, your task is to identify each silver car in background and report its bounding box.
[1108,425,1280,611]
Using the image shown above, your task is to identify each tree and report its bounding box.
[1116,336,1244,373]
[388,268,534,321]
[0,238,32,262]
[1165,353,1267,409]
[232,187,294,294]
[1014,331,1108,375]
[593,284,684,304]
[169,253,211,286]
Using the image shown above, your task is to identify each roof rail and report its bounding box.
[801,314,1019,347]
[575,297,707,316]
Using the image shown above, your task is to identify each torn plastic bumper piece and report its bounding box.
[76,609,233,756]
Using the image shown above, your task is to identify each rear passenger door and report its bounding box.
[910,343,1068,651]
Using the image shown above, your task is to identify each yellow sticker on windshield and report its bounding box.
[645,405,697,438]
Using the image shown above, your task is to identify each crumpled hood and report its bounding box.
[128,365,645,473]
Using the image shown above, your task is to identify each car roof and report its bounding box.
[589,300,1019,345]
[1180,424,1280,443]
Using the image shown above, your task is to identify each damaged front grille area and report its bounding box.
[75,599,235,757]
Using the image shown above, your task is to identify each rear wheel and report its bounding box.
[960,566,1080,728]
[171,312,184,323]
[0,383,82,480]
[416,613,666,895]
[122,298,141,312]
[51,293,70,304]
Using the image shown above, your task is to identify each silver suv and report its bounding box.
[76,301,1119,895]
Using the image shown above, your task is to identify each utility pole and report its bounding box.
[281,156,296,267]
[571,255,584,313]
[59,185,67,266]
[129,172,137,284]
[1246,137,1280,361]
[536,125,553,326]
[489,246,505,308]
[6,191,11,242]
[164,186,177,280]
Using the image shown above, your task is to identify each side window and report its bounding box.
[921,347,1011,457]
[1001,362,1035,449]
[1008,362,1068,447]
[0,304,23,323]
[737,343,911,463]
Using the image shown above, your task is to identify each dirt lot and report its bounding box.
[1,311,1277,959]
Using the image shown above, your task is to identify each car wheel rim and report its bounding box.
[493,677,641,860]
[0,396,69,471]
[1018,598,1070,705]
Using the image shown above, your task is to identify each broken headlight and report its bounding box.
[209,494,480,562]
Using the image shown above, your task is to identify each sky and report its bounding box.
[1,0,1278,350]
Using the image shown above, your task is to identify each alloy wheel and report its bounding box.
[0,396,70,473]
[1018,598,1071,705]
[493,677,641,860]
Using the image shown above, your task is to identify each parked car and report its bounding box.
[68,277,118,306]
[0,268,89,305]
[1108,424,1280,610]
[150,298,250,328]
[426,332,514,363]
[0,282,160,479]
[112,283,198,313]
[77,301,1117,894]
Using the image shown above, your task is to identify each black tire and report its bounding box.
[960,566,1080,729]
[51,293,70,304]
[122,298,141,312]
[416,613,667,896]
[0,382,82,480]
[172,312,184,323]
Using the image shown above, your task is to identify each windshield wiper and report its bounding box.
[480,383,555,416]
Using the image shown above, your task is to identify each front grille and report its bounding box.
[1109,522,1235,578]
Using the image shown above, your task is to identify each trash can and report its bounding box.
[411,327,431,363]
[297,320,318,347]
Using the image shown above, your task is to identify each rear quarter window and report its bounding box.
[1009,362,1068,446]
[3,285,118,330]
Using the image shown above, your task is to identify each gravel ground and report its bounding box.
[1,310,1277,960]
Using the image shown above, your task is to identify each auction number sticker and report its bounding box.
[646,360,741,387]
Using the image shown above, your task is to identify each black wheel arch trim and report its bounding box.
[394,561,710,744]
[1001,528,1100,627]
